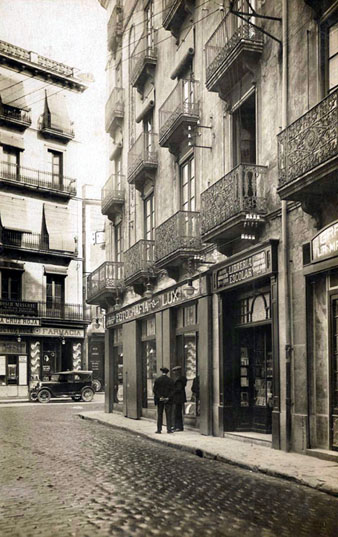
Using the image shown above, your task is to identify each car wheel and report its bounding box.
[92,379,102,392]
[37,389,51,403]
[72,395,81,401]
[29,392,38,402]
[81,387,94,402]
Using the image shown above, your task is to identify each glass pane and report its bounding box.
[329,54,338,91]
[329,23,338,58]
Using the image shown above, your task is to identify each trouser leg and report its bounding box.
[164,403,172,431]
[174,403,184,430]
[157,402,165,432]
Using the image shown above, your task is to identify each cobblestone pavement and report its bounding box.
[0,404,337,537]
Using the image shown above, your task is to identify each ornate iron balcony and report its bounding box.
[200,164,267,246]
[130,33,157,93]
[101,173,125,218]
[127,132,158,190]
[162,0,195,39]
[205,16,263,97]
[155,211,202,267]
[277,89,338,201]
[87,261,124,305]
[159,79,199,149]
[105,87,124,134]
[0,105,31,130]
[0,161,77,196]
[124,240,155,285]
[0,230,77,257]
[0,298,89,321]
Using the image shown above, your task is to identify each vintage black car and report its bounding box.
[30,371,95,403]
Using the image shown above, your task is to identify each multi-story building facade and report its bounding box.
[91,0,338,454]
[0,40,88,396]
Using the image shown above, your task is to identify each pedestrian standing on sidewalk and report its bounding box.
[172,365,187,431]
[153,367,174,434]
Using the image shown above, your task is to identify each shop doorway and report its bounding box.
[140,317,156,409]
[330,294,338,451]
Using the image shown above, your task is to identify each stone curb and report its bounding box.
[78,413,338,498]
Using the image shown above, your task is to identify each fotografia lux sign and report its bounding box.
[312,221,338,263]
[213,243,275,292]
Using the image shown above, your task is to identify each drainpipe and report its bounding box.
[282,0,292,451]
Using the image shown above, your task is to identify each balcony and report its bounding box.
[101,173,125,219]
[0,40,86,93]
[107,2,123,56]
[0,161,77,197]
[124,240,155,293]
[0,230,77,259]
[0,298,89,321]
[130,33,157,94]
[277,89,338,206]
[105,87,124,134]
[127,132,158,191]
[162,0,195,39]
[87,261,124,306]
[201,164,267,254]
[159,79,199,153]
[155,211,202,278]
[205,17,263,98]
[0,105,31,130]
[39,117,74,143]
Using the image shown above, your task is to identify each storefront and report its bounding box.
[105,276,212,432]
[213,240,279,445]
[303,221,338,451]
[0,322,84,397]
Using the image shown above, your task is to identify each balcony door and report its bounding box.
[0,270,21,301]
[48,149,63,189]
[233,92,256,166]
[2,145,20,181]
[143,113,154,161]
[46,274,65,317]
[180,156,196,237]
[145,0,154,51]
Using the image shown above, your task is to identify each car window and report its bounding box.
[50,374,60,382]
[74,374,81,381]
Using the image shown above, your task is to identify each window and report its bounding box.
[114,222,123,262]
[46,275,64,309]
[143,114,154,159]
[48,149,63,187]
[0,270,21,300]
[114,157,122,190]
[2,145,20,179]
[145,1,154,50]
[320,10,338,96]
[180,156,195,211]
[328,21,338,91]
[144,193,155,241]
[233,92,256,166]
[116,61,122,88]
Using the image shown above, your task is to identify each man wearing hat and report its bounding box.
[153,367,175,434]
[172,365,187,431]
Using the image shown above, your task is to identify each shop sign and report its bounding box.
[0,341,26,354]
[213,243,275,292]
[106,280,201,327]
[0,326,84,338]
[312,221,338,263]
[0,300,38,317]
[0,317,40,326]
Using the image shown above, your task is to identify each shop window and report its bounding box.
[331,295,338,450]
[1,270,21,301]
[141,316,156,408]
[233,92,256,166]
[235,292,270,325]
[113,326,123,403]
[176,303,199,416]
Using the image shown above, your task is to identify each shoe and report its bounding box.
[174,428,184,432]
[155,431,161,434]
[167,430,174,433]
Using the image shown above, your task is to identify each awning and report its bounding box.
[0,260,24,271]
[0,194,33,232]
[0,131,24,150]
[44,90,72,133]
[43,204,75,252]
[170,48,194,80]
[43,264,68,276]
[136,89,155,123]
[0,76,29,111]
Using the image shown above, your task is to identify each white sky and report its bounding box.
[0,0,107,194]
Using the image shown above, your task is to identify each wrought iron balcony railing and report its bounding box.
[155,211,201,264]
[159,79,199,146]
[105,87,124,133]
[101,173,125,216]
[200,164,267,237]
[0,230,77,255]
[87,261,124,303]
[130,33,157,90]
[162,0,194,31]
[205,15,263,93]
[124,240,155,282]
[278,88,338,192]
[0,106,32,129]
[127,132,158,186]
[0,161,77,196]
[0,298,89,321]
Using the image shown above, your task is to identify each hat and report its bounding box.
[160,367,169,374]
[172,366,182,372]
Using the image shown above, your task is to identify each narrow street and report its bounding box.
[0,402,337,537]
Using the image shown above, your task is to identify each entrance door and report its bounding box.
[235,325,272,433]
[141,340,156,408]
[331,295,338,450]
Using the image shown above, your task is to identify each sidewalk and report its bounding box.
[79,410,338,497]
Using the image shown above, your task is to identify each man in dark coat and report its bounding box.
[153,367,174,434]
[172,365,187,431]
